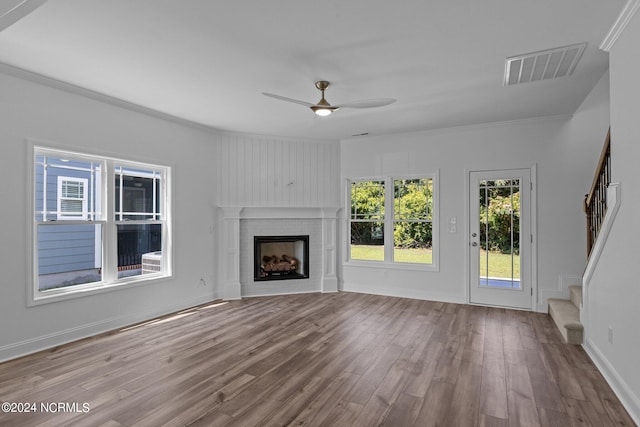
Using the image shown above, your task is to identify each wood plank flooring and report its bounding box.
[0,292,635,427]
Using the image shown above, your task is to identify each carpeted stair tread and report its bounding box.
[548,298,583,344]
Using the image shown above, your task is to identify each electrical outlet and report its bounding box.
[608,327,614,344]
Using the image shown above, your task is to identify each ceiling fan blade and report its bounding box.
[336,98,397,109]
[262,92,314,108]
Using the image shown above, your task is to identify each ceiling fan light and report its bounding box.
[312,107,333,116]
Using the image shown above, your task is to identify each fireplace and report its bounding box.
[254,235,309,281]
[219,207,338,299]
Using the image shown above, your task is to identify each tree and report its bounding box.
[350,178,434,248]
[479,180,520,254]
[351,181,384,245]
[393,179,432,248]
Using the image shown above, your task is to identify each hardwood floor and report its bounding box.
[0,292,635,427]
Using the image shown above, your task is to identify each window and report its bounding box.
[348,175,438,268]
[32,146,171,303]
[393,178,433,264]
[349,180,385,261]
[114,165,164,279]
[57,177,88,220]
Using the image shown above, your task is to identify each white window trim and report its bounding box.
[345,172,439,272]
[28,143,173,306]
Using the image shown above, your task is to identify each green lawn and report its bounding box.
[350,245,385,261]
[350,245,431,264]
[350,245,520,278]
[479,250,520,279]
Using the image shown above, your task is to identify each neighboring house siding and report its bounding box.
[37,225,96,275]
[35,160,96,275]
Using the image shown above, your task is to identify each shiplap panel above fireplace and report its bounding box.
[218,134,339,208]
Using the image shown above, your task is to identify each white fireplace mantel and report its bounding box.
[221,206,340,220]
[218,206,341,299]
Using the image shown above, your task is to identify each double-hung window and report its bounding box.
[32,146,171,304]
[348,174,438,269]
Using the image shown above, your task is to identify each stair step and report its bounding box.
[548,298,583,344]
[569,285,582,309]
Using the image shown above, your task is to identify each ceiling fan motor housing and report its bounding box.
[315,81,330,91]
[262,80,395,116]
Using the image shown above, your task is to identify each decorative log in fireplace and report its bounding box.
[261,255,297,273]
[254,235,309,281]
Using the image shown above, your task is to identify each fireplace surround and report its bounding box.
[218,207,339,299]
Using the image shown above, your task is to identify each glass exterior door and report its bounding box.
[469,169,532,309]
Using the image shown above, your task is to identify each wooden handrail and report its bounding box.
[584,128,611,257]
[586,129,611,207]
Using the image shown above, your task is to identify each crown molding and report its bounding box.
[341,114,573,143]
[1,61,342,144]
[0,0,47,32]
[0,61,222,135]
[600,0,640,52]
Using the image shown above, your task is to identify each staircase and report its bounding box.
[549,130,611,345]
[548,285,584,344]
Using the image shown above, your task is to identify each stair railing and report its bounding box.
[584,129,611,257]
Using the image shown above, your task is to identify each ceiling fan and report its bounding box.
[262,81,396,116]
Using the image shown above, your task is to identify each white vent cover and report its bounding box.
[504,42,587,86]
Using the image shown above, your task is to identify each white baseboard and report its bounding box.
[342,282,466,305]
[584,338,640,426]
[0,294,215,363]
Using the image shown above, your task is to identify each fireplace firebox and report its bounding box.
[254,235,309,281]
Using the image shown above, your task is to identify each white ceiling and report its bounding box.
[0,0,625,140]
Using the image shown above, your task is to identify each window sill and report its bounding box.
[28,273,172,306]
[344,260,439,273]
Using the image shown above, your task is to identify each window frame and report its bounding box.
[346,172,439,272]
[28,143,173,306]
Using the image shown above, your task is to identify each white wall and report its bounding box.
[217,133,339,208]
[0,70,219,361]
[584,9,640,422]
[340,108,608,309]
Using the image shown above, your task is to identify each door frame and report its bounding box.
[464,165,537,310]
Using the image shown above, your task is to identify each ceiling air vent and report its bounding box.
[504,42,587,86]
